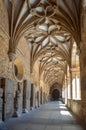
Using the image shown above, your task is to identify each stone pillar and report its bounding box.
[0,78,14,121]
[13,90,19,117]
[36,91,40,107]
[43,92,46,104]
[0,88,3,122]
[80,5,86,101]
[26,80,31,111]
[67,69,71,99]
[40,87,43,104]
[80,42,86,100]
[62,81,65,103]
[13,82,22,117]
[22,80,27,113]
[71,69,76,99]
[1,78,6,121]
[35,90,37,108]
[30,83,35,109]
[69,69,72,99]
[64,76,68,105]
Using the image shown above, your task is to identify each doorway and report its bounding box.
[52,89,60,101]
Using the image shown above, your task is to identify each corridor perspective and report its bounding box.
[0,101,84,130]
[0,0,86,130]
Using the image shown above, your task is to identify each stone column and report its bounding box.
[80,42,86,100]
[13,83,22,117]
[69,69,73,99]
[30,83,35,109]
[35,90,37,108]
[65,76,68,105]
[80,5,86,100]
[37,91,40,107]
[40,87,43,104]
[0,88,3,122]
[1,78,6,121]
[26,80,31,111]
[67,68,71,99]
[22,80,28,113]
[62,81,65,103]
[13,90,19,117]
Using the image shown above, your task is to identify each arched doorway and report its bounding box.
[52,89,60,101]
[50,82,62,101]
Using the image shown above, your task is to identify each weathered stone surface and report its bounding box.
[5,79,14,118]
[67,99,86,124]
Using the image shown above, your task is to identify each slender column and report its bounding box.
[79,42,86,100]
[22,80,27,113]
[13,83,22,117]
[0,88,3,121]
[64,76,68,104]
[30,83,34,109]
[80,5,86,100]
[69,70,72,99]
[13,91,18,117]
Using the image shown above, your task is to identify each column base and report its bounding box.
[35,106,37,109]
[30,107,34,110]
[12,111,19,117]
[22,109,28,113]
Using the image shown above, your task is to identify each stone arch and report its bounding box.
[49,82,62,101]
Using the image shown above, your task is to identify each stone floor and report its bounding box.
[0,101,84,130]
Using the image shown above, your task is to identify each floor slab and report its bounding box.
[0,101,84,130]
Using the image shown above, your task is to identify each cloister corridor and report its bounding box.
[0,0,86,130]
[0,101,85,130]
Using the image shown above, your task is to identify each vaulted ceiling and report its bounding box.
[4,0,81,86]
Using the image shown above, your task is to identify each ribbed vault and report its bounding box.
[4,0,81,87]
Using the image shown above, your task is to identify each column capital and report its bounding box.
[8,52,16,62]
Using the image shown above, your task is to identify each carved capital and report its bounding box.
[8,52,16,62]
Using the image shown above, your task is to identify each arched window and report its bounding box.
[71,42,81,100]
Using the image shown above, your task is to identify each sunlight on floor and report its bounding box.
[60,110,72,117]
[59,106,66,109]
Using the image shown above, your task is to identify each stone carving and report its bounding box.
[0,0,9,34]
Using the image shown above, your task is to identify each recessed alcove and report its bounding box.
[13,58,24,82]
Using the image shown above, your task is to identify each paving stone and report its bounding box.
[62,125,83,130]
[0,101,84,130]
[45,125,61,130]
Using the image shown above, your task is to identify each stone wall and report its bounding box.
[80,1,86,101]
[0,0,9,34]
[67,99,86,124]
[5,79,14,118]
